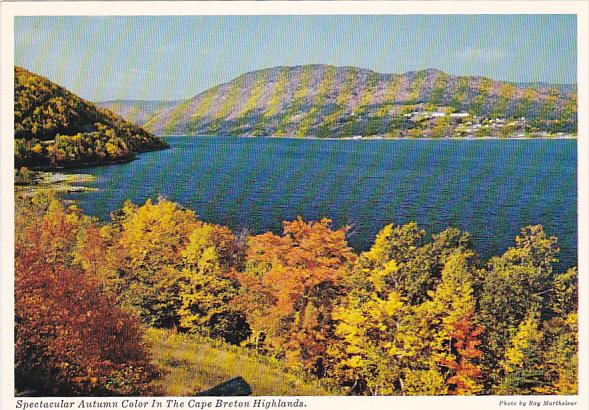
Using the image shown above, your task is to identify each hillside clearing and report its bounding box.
[145,328,340,396]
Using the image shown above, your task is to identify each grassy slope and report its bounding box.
[146,328,339,396]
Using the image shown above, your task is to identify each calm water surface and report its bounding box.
[64,137,577,270]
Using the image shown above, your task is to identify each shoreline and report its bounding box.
[157,134,577,141]
[15,144,170,172]
[15,171,97,196]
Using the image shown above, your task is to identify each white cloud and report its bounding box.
[453,47,507,63]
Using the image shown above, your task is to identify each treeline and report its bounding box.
[15,129,130,167]
[14,66,167,168]
[15,194,577,396]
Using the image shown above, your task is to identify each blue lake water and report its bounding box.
[64,136,577,270]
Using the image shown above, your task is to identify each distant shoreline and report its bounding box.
[157,134,577,141]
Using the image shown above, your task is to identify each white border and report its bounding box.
[1,2,587,410]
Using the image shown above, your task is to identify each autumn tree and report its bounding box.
[398,250,483,395]
[325,251,404,394]
[327,276,410,395]
[15,195,157,395]
[493,267,577,395]
[538,313,577,394]
[549,267,578,317]
[535,267,578,394]
[357,222,472,304]
[478,225,559,388]
[494,310,545,394]
[110,198,200,328]
[441,310,485,395]
[97,197,248,342]
[178,223,249,344]
[235,217,355,376]
[327,224,482,396]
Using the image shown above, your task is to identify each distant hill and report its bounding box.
[142,65,577,138]
[96,99,183,126]
[14,66,168,168]
[514,82,577,94]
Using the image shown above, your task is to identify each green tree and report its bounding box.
[478,226,558,389]
[494,310,545,394]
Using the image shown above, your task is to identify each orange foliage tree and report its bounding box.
[441,310,485,395]
[15,196,157,395]
[235,217,355,376]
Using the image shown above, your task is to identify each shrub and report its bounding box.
[15,197,158,395]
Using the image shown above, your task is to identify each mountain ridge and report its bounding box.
[96,99,184,126]
[135,64,577,138]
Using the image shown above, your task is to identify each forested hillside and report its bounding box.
[15,193,577,396]
[143,65,577,138]
[14,66,168,168]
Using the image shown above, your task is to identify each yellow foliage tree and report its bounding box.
[178,224,249,343]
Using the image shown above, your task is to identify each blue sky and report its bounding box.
[15,15,576,101]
